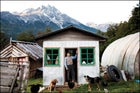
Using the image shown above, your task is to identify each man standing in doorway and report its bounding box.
[64,52,77,82]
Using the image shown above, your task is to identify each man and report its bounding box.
[64,52,77,82]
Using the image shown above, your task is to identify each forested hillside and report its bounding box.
[97,4,140,60]
[1,4,139,53]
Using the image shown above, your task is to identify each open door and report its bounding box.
[64,48,78,83]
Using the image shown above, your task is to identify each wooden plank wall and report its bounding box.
[0,62,29,93]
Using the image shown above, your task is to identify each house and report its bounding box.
[36,25,106,85]
[0,40,43,78]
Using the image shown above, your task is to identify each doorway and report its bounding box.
[64,48,78,83]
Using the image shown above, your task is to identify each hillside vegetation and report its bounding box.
[0,4,139,53]
[97,4,140,59]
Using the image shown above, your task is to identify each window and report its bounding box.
[80,48,95,65]
[44,48,60,66]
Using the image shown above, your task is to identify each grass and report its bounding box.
[26,78,42,92]
[26,78,140,93]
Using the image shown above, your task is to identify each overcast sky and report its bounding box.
[1,1,138,24]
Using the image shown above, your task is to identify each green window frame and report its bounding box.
[80,48,95,65]
[44,48,60,66]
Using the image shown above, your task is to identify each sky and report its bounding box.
[1,1,139,24]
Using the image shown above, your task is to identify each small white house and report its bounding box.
[36,26,106,85]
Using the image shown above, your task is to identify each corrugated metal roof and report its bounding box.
[0,40,43,60]
[101,32,140,78]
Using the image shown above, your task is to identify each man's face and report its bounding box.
[67,53,70,57]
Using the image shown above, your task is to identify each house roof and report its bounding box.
[35,25,107,41]
[0,40,43,60]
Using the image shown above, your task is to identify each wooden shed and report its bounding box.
[36,26,106,85]
[0,40,43,78]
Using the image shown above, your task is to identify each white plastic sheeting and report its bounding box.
[101,32,140,78]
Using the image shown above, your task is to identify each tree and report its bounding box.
[96,30,106,36]
[36,27,52,37]
[106,24,118,38]
[116,21,129,38]
[128,4,140,33]
[16,30,35,42]
[98,4,140,62]
[0,31,9,50]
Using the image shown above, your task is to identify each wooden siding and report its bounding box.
[0,62,29,93]
[44,30,101,41]
[0,40,43,60]
[0,40,43,78]
[36,29,105,46]
[29,58,42,78]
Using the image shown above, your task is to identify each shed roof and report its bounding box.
[0,40,43,60]
[35,25,106,41]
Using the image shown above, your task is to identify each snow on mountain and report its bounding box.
[1,5,97,39]
[86,22,115,32]
[14,5,80,29]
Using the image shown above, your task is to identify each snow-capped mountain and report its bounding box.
[86,22,115,32]
[17,5,65,28]
[1,5,96,39]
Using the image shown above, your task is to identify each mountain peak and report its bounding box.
[37,5,54,11]
[39,5,47,9]
[86,22,115,32]
[17,5,60,16]
[1,5,97,39]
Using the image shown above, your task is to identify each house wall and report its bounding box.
[43,41,100,85]
[29,58,42,78]
[36,29,102,46]
[43,30,101,41]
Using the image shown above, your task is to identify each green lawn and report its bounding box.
[27,78,140,93]
[26,78,43,92]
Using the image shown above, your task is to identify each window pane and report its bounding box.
[80,48,94,65]
[88,59,94,64]
[46,60,52,64]
[81,49,87,53]
[88,49,93,53]
[81,59,87,64]
[45,48,59,66]
[54,57,59,65]
[82,54,87,58]
[49,55,53,59]
[52,60,56,65]
[53,55,58,59]
[46,50,51,54]
[53,50,58,54]
[46,55,51,60]
[88,54,93,59]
